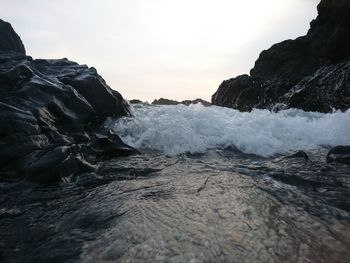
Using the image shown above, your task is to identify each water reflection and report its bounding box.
[1,150,350,262]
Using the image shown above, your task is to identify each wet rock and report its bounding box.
[0,20,137,182]
[287,151,309,160]
[326,146,350,165]
[181,98,211,107]
[212,0,350,112]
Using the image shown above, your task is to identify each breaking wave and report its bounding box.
[108,103,350,157]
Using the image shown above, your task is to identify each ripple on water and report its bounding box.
[1,151,350,262]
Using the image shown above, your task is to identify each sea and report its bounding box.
[1,103,350,262]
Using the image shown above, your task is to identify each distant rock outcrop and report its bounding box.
[152,98,180,105]
[0,20,137,183]
[181,98,211,107]
[212,0,350,113]
[152,98,211,106]
[129,99,144,104]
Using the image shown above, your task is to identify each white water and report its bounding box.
[108,103,350,157]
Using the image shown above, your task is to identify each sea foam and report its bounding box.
[107,103,350,157]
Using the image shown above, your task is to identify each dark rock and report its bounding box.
[284,61,350,112]
[129,99,143,104]
[0,19,25,54]
[212,0,350,112]
[326,146,350,165]
[181,98,211,107]
[152,97,211,106]
[287,151,309,160]
[0,20,137,182]
[152,98,180,105]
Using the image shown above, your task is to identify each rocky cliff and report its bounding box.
[212,0,350,113]
[0,20,137,183]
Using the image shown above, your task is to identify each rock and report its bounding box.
[0,20,138,182]
[326,146,350,165]
[129,99,144,104]
[181,98,211,107]
[284,61,350,112]
[287,151,309,160]
[152,97,211,106]
[0,19,25,54]
[152,98,180,105]
[212,0,350,112]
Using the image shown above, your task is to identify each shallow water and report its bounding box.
[1,105,350,262]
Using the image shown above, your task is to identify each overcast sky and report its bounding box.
[1,0,319,101]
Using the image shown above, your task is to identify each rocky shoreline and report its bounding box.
[0,19,138,183]
[0,0,349,185]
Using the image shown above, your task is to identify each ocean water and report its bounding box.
[108,103,350,156]
[1,104,350,262]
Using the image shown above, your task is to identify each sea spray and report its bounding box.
[107,103,350,157]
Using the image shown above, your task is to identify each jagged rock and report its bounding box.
[152,98,180,105]
[284,61,350,112]
[0,20,138,182]
[326,146,350,165]
[181,98,211,107]
[212,0,350,113]
[152,97,211,106]
[0,19,25,54]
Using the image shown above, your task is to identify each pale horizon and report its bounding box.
[1,0,319,102]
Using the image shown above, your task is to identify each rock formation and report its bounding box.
[129,99,144,104]
[212,0,350,113]
[0,20,137,183]
[0,19,25,54]
[152,98,211,106]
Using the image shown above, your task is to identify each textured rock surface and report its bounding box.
[0,19,25,54]
[0,21,137,182]
[212,0,350,112]
[327,146,350,165]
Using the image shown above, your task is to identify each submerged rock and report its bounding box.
[212,0,350,112]
[326,146,350,165]
[0,20,137,182]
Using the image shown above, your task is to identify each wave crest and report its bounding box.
[107,104,350,157]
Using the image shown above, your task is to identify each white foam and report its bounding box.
[107,103,350,157]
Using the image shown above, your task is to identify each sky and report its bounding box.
[1,0,319,102]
